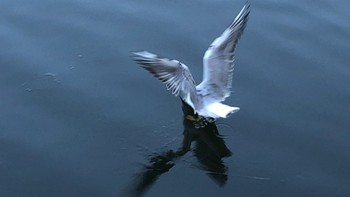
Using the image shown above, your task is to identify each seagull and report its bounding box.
[132,3,250,119]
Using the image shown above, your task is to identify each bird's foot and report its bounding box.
[204,117,215,123]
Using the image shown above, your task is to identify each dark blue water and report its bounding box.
[1,0,349,196]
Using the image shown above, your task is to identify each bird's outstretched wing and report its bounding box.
[132,51,199,111]
[197,3,250,101]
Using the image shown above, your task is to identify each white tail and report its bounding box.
[206,102,240,118]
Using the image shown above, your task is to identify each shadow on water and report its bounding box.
[122,100,232,197]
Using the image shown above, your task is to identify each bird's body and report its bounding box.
[132,3,250,119]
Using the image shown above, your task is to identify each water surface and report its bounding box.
[1,0,350,196]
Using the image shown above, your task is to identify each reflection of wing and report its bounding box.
[198,4,250,101]
[132,51,199,110]
[125,151,177,197]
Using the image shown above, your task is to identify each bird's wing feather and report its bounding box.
[198,3,250,101]
[132,51,199,111]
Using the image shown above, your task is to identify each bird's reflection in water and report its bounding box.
[124,100,232,196]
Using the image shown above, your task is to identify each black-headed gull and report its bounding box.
[132,3,250,119]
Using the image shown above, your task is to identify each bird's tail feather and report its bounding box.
[206,102,240,118]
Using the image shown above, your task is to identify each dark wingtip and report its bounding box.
[130,50,155,66]
[244,1,251,8]
[130,50,145,59]
[243,1,251,16]
[130,50,140,62]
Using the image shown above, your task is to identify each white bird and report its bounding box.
[132,3,250,119]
